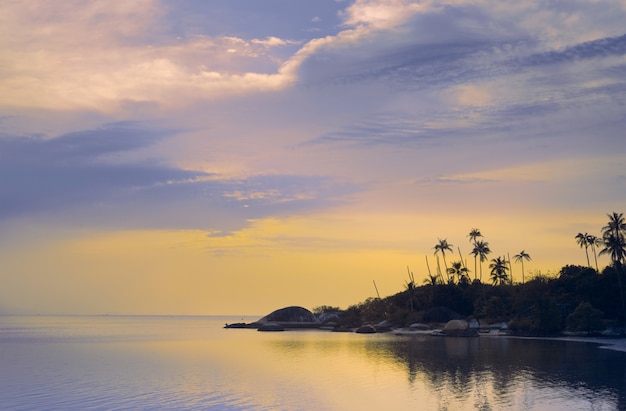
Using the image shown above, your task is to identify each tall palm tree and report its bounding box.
[489,256,509,285]
[468,228,482,280]
[513,250,531,284]
[603,212,626,239]
[600,212,626,321]
[471,240,491,282]
[600,233,626,269]
[601,212,626,269]
[447,261,470,285]
[586,234,601,272]
[575,232,591,267]
[468,228,482,244]
[433,238,453,282]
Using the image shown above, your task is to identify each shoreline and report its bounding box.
[480,333,626,352]
[549,336,626,352]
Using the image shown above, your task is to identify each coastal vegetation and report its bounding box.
[315,212,626,336]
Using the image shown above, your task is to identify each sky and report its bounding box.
[1,0,625,316]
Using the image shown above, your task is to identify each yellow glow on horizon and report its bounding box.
[0,206,613,315]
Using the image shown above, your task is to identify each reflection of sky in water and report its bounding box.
[0,316,624,410]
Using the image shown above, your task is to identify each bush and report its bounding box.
[477,296,512,323]
[510,297,562,336]
[566,302,604,333]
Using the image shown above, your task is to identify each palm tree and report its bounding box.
[601,212,626,269]
[468,228,482,244]
[600,233,626,269]
[575,232,590,267]
[423,273,440,286]
[468,228,482,280]
[489,256,509,285]
[600,212,626,322]
[470,240,491,282]
[603,212,626,238]
[586,234,601,272]
[447,261,470,285]
[433,238,453,282]
[513,250,531,284]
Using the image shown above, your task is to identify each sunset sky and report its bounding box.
[1,0,625,315]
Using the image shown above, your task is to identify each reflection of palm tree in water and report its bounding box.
[363,336,626,410]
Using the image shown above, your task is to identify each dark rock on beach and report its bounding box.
[225,306,321,330]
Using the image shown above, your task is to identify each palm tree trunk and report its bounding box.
[457,247,466,270]
[474,255,477,281]
[436,255,444,283]
[508,252,512,284]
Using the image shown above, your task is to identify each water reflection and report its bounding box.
[373,335,626,410]
[3,317,626,411]
[264,331,626,410]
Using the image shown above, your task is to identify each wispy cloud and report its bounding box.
[0,123,356,232]
[414,176,500,185]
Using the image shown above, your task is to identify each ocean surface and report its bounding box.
[1,315,626,411]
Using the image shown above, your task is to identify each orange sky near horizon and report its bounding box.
[0,207,614,315]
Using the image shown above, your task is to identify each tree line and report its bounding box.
[429,227,531,286]
[316,212,626,335]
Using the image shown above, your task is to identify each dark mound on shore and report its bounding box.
[225,306,321,329]
[257,306,321,326]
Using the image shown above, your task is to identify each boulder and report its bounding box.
[443,319,469,332]
[441,319,478,337]
[255,306,321,328]
[355,325,376,334]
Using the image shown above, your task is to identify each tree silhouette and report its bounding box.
[600,212,626,321]
[468,228,482,244]
[586,234,601,272]
[600,233,626,269]
[471,240,491,282]
[513,250,531,284]
[601,213,626,269]
[423,273,440,286]
[468,228,482,280]
[603,212,626,238]
[489,256,509,285]
[575,232,591,267]
[433,238,453,282]
[447,261,470,285]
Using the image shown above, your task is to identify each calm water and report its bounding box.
[1,316,626,410]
